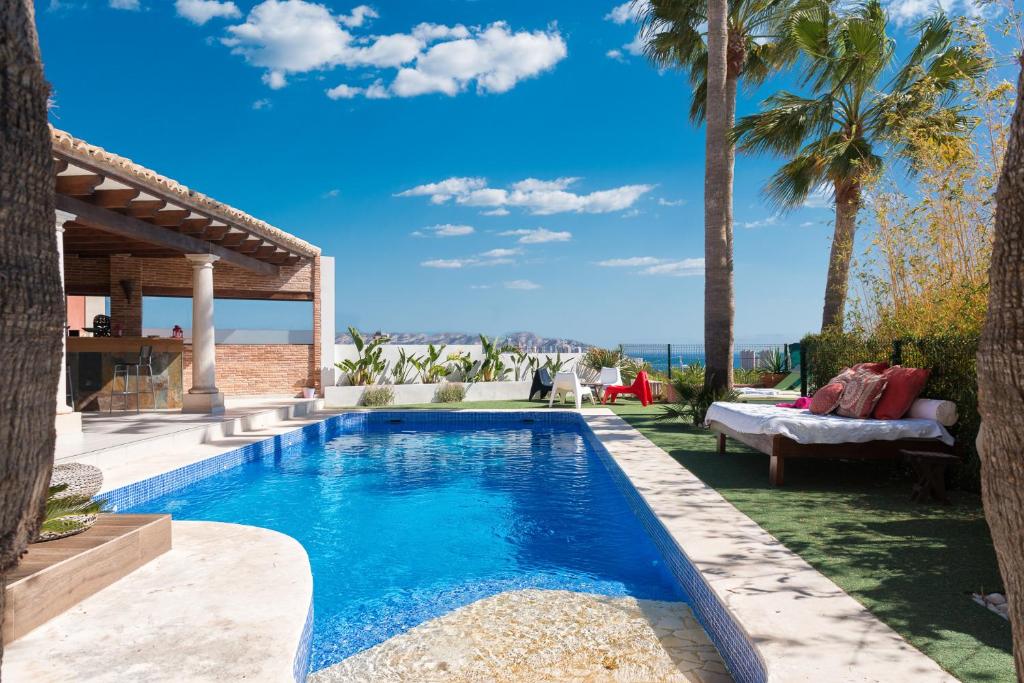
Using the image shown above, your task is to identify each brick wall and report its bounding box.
[109,255,143,336]
[311,256,322,394]
[183,344,315,397]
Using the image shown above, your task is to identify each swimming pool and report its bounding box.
[125,412,687,672]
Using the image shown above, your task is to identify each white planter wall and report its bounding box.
[324,381,534,408]
[333,344,582,385]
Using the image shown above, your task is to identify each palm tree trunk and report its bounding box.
[703,0,734,392]
[0,0,64,665]
[977,59,1024,679]
[821,182,861,330]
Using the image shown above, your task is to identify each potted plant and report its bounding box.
[758,348,789,388]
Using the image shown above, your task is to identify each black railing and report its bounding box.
[619,343,796,378]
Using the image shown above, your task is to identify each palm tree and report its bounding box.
[0,0,65,661]
[978,57,1024,678]
[638,0,795,390]
[733,1,985,330]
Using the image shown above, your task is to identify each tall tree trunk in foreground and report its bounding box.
[0,0,63,666]
[703,0,734,392]
[977,60,1024,679]
[820,181,861,331]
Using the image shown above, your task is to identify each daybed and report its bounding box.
[705,402,955,486]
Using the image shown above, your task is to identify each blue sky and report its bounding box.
[37,0,975,346]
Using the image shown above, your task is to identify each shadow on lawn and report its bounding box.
[618,414,1015,683]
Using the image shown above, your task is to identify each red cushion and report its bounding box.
[837,368,888,418]
[873,366,931,420]
[809,382,845,415]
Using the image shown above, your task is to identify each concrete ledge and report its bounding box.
[324,381,532,407]
[3,521,313,683]
[582,410,955,683]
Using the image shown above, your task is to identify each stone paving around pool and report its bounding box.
[310,589,732,682]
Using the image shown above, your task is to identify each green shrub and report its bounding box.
[361,386,394,407]
[733,367,762,385]
[582,347,622,371]
[620,357,652,384]
[434,382,466,403]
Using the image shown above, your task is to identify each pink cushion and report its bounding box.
[837,368,889,418]
[873,366,931,420]
[809,383,845,415]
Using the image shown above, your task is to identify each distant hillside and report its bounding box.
[336,330,595,351]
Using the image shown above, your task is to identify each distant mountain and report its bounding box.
[336,330,595,351]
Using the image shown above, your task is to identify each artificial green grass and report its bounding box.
[375,398,1014,682]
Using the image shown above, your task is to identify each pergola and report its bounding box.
[51,127,332,424]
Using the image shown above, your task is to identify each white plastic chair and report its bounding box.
[598,366,622,392]
[549,371,596,410]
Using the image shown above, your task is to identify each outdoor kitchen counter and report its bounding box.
[67,337,184,411]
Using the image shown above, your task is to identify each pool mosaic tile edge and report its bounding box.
[101,409,765,683]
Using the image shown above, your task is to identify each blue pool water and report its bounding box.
[127,418,687,671]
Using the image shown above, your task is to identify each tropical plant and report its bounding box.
[506,347,538,381]
[620,356,653,384]
[412,344,449,384]
[390,348,421,385]
[658,375,739,425]
[434,382,467,403]
[639,0,797,391]
[733,1,987,330]
[477,335,511,382]
[335,327,389,385]
[2,1,67,634]
[581,347,622,371]
[35,484,104,542]
[361,386,395,407]
[759,347,788,374]
[541,352,570,377]
[443,351,474,381]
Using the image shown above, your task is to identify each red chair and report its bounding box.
[602,371,653,406]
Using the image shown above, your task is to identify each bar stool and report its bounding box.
[109,346,156,413]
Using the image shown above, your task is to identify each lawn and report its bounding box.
[374,398,1015,682]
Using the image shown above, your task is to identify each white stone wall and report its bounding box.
[324,381,536,407]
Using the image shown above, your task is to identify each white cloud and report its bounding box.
[499,228,572,244]
[338,4,377,28]
[596,256,662,267]
[739,214,782,229]
[658,198,686,207]
[886,0,982,25]
[396,177,486,204]
[421,258,468,269]
[221,2,566,98]
[623,33,646,56]
[175,0,240,25]
[109,0,139,9]
[322,188,340,198]
[399,176,654,215]
[596,256,704,277]
[505,279,541,290]
[480,248,522,258]
[413,224,475,238]
[469,284,492,290]
[642,259,704,277]
[420,246,518,268]
[800,221,816,227]
[606,49,626,62]
[251,98,271,110]
[482,208,510,216]
[326,83,361,99]
[605,2,641,24]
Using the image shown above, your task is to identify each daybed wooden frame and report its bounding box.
[708,420,954,486]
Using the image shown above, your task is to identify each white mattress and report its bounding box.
[705,402,954,446]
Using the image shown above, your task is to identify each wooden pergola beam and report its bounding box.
[92,188,141,209]
[57,195,278,276]
[56,174,103,196]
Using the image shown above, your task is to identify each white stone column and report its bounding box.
[182,254,225,414]
[55,211,82,434]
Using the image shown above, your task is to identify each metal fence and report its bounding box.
[619,343,796,378]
